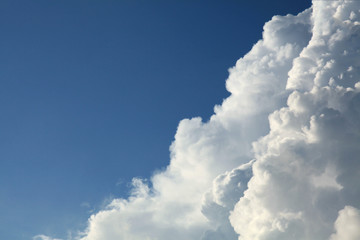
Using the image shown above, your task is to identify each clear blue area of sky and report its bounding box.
[0,0,311,239]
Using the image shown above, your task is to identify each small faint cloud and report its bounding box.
[115,178,124,186]
[80,202,91,208]
[32,234,62,240]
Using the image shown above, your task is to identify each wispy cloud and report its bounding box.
[33,234,63,240]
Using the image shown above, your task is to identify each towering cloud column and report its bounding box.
[230,1,360,239]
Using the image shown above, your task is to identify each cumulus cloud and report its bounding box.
[42,1,360,239]
[201,160,254,239]
[330,206,360,240]
[230,1,360,239]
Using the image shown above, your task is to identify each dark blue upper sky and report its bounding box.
[0,0,311,239]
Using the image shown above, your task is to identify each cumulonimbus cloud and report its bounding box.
[45,1,360,239]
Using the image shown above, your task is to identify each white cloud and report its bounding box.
[330,206,360,240]
[201,160,254,240]
[44,1,360,239]
[33,235,63,240]
[230,1,360,239]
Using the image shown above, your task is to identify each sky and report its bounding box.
[5,0,354,239]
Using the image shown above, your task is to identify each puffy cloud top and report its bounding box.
[47,1,360,239]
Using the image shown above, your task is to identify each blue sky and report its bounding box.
[0,1,311,239]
